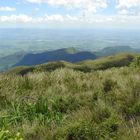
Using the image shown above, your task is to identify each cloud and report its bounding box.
[26,0,45,4]
[0,13,112,24]
[34,14,81,23]
[116,0,140,15]
[26,0,108,14]
[0,6,16,12]
[40,14,64,22]
[117,9,129,15]
[116,0,140,9]
[0,13,140,29]
[0,15,32,23]
[0,14,71,23]
[0,0,140,28]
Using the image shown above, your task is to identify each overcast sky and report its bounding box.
[0,0,140,28]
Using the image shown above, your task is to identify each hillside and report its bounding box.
[79,53,135,70]
[0,46,139,72]
[7,53,136,75]
[97,46,140,56]
[0,52,24,71]
[0,57,140,139]
[14,48,97,66]
[14,46,140,67]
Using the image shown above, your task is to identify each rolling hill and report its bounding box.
[7,53,136,75]
[13,46,140,67]
[14,48,97,66]
[0,46,140,72]
[97,46,140,56]
[0,53,140,140]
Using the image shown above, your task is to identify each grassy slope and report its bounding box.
[0,53,139,140]
[79,53,135,69]
[0,67,140,140]
[7,53,136,75]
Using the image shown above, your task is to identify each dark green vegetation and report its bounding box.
[1,46,140,72]
[7,53,135,75]
[0,54,140,140]
[0,47,96,72]
[14,48,96,67]
[13,46,140,67]
[96,46,140,56]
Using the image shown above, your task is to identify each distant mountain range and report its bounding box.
[97,46,140,56]
[0,46,140,71]
[14,48,96,66]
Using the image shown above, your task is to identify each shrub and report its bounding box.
[0,130,23,140]
[130,56,140,67]
[103,78,117,93]
[51,96,81,113]
[55,121,93,140]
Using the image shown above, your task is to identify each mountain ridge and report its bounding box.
[14,48,97,66]
[7,53,136,75]
[0,46,140,71]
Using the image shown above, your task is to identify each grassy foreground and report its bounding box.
[0,67,140,139]
[0,55,140,140]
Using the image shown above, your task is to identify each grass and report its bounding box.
[78,53,135,70]
[0,54,139,139]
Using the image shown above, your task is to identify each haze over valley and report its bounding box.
[0,28,140,57]
[0,28,140,71]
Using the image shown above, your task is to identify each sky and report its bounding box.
[0,0,140,28]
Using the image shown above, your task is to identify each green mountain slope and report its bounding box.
[1,46,140,72]
[7,53,136,75]
[79,53,135,70]
[97,46,140,56]
[0,62,140,140]
[14,48,96,66]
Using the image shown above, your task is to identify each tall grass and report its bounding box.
[0,66,140,139]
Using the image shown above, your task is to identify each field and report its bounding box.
[0,54,140,140]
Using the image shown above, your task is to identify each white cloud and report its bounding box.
[41,14,64,22]
[0,0,139,28]
[0,14,70,23]
[26,0,108,14]
[117,9,129,15]
[0,15,32,23]
[47,0,107,9]
[0,13,140,29]
[116,0,140,15]
[35,14,80,23]
[0,6,16,11]
[35,14,115,24]
[26,0,45,4]
[116,0,140,9]
[0,13,112,24]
